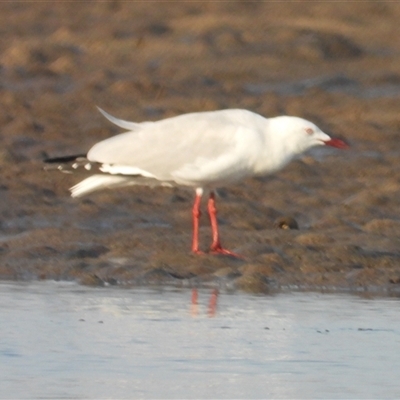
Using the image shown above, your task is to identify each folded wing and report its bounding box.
[89,109,264,187]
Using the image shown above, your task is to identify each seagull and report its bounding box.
[44,108,348,256]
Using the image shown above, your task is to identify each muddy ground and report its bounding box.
[1,2,400,293]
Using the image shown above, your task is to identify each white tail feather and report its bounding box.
[70,175,132,197]
[97,107,153,131]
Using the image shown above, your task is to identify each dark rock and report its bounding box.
[66,245,109,259]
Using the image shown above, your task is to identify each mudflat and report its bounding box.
[1,3,400,293]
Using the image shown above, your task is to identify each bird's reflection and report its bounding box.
[191,288,218,317]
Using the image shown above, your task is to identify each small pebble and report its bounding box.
[274,216,299,230]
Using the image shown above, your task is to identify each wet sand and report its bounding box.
[1,3,400,293]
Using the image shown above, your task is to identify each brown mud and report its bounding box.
[1,3,400,293]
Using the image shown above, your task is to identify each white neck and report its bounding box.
[253,118,300,175]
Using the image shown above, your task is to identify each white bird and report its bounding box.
[45,108,348,256]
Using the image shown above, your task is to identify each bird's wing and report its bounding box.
[87,110,264,186]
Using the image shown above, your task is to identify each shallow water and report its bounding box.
[1,282,400,399]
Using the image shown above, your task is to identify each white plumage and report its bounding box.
[61,107,347,255]
[71,108,345,197]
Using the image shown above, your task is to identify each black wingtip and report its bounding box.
[43,154,87,164]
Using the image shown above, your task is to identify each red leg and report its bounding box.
[191,191,203,254]
[207,191,241,257]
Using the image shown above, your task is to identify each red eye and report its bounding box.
[305,128,314,135]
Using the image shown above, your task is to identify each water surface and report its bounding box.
[1,282,400,399]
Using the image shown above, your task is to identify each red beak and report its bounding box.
[324,138,349,149]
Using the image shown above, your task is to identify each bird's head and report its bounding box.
[271,116,348,155]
